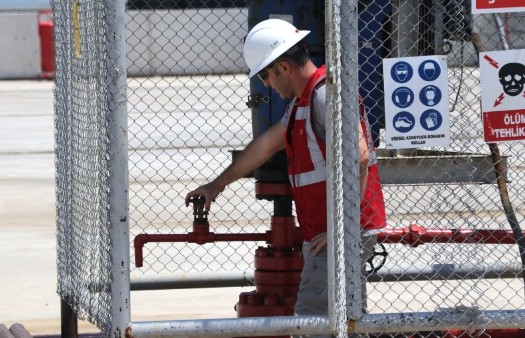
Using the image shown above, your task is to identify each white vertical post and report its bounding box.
[325,0,347,337]
[340,0,363,325]
[106,0,131,336]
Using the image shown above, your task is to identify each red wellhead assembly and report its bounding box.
[132,187,521,338]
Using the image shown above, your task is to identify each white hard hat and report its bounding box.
[244,19,310,78]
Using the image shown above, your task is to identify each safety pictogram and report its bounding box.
[480,49,525,142]
[383,55,450,149]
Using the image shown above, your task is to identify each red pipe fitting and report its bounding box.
[377,224,517,247]
[134,197,302,267]
[235,291,295,317]
[254,247,303,271]
[269,216,302,249]
[134,232,270,267]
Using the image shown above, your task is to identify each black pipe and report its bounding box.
[129,262,524,290]
[488,142,525,298]
[61,298,78,338]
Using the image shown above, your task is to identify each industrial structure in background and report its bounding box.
[1,0,524,80]
[49,0,525,337]
[0,1,53,79]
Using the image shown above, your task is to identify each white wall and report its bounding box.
[0,8,248,79]
[0,8,522,79]
[0,0,51,11]
[125,9,249,76]
[0,12,42,79]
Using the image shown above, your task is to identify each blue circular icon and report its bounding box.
[392,87,414,108]
[420,109,442,131]
[393,111,415,133]
[418,60,441,81]
[419,85,442,107]
[391,61,413,83]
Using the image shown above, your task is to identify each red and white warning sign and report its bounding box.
[472,0,525,13]
[480,49,525,142]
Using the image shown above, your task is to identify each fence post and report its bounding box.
[106,0,131,336]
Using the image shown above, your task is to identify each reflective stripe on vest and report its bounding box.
[284,66,329,241]
[285,65,386,241]
[288,105,326,188]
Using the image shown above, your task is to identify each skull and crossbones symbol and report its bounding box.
[499,63,525,97]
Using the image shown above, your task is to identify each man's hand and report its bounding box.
[184,182,223,211]
[309,232,327,256]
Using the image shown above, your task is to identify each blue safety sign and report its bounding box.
[383,55,450,149]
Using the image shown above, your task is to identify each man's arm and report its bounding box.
[185,122,287,210]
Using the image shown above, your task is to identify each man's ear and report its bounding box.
[277,60,290,74]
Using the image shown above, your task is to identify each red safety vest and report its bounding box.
[284,65,386,241]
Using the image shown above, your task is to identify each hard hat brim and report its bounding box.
[248,30,311,78]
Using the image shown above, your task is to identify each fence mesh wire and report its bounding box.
[53,0,525,335]
[343,0,525,334]
[53,0,113,333]
[125,1,260,276]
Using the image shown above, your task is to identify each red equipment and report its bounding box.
[38,11,54,79]
[133,195,521,338]
[378,224,517,247]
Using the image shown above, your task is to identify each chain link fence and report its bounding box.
[53,0,525,336]
[125,1,262,276]
[53,0,114,331]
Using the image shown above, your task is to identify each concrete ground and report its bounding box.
[0,79,245,336]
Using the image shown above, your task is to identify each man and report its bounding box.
[185,18,386,335]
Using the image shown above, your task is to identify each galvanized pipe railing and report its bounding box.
[130,261,524,290]
[126,309,525,337]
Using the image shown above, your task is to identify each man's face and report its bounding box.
[260,62,294,100]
